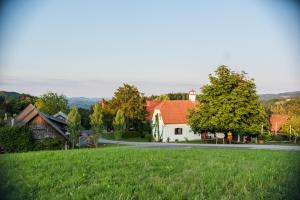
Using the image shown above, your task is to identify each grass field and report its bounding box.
[0,148,299,200]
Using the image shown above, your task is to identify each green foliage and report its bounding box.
[265,98,300,116]
[145,134,154,142]
[67,107,81,148]
[89,103,104,147]
[281,115,300,142]
[154,94,170,101]
[33,138,64,150]
[0,125,33,152]
[0,92,36,117]
[122,130,144,138]
[78,108,91,129]
[188,65,268,135]
[114,131,123,140]
[113,109,126,131]
[110,84,147,130]
[1,148,299,199]
[90,103,103,134]
[35,92,69,115]
[147,92,189,100]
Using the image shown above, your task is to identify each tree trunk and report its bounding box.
[237,135,240,143]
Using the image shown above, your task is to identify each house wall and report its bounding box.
[28,115,64,141]
[151,109,201,142]
[161,124,201,142]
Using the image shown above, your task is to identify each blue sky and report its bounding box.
[0,0,299,97]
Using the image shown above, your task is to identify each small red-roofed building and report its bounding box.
[151,90,201,142]
[270,114,289,134]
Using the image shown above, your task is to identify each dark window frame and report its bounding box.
[174,128,183,135]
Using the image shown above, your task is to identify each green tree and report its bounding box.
[154,94,170,101]
[90,103,103,147]
[281,115,300,143]
[113,109,125,140]
[67,107,81,148]
[35,92,68,115]
[110,84,147,130]
[78,108,91,129]
[188,65,268,135]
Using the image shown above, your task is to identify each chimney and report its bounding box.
[189,89,196,102]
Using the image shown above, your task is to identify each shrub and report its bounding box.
[34,138,65,150]
[0,125,33,153]
[114,131,123,141]
[263,133,272,142]
[122,130,142,138]
[272,133,289,141]
[145,134,153,142]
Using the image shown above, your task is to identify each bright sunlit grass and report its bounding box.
[0,147,299,200]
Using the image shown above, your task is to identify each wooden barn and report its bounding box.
[14,104,70,148]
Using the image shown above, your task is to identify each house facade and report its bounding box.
[150,90,201,142]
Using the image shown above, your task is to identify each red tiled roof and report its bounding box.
[270,114,289,132]
[155,100,197,124]
[146,100,162,120]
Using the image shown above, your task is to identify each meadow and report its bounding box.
[0,147,299,200]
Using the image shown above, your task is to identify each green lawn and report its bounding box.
[0,148,299,200]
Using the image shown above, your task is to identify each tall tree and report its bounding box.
[110,84,147,130]
[35,92,68,115]
[89,103,103,147]
[188,65,268,135]
[113,109,126,131]
[67,107,81,148]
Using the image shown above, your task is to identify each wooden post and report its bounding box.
[237,134,240,143]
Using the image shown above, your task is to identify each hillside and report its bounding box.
[0,91,26,100]
[259,91,300,101]
[67,97,102,109]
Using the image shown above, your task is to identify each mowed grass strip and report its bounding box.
[0,148,299,200]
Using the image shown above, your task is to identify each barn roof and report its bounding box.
[14,104,68,140]
[154,100,197,124]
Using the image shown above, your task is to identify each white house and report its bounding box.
[151,90,201,142]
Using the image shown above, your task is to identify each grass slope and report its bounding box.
[0,148,299,200]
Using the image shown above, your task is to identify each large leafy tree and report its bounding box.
[110,84,147,130]
[188,65,268,135]
[67,107,81,148]
[35,92,69,115]
[89,103,103,147]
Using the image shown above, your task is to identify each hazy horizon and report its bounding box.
[1,0,299,97]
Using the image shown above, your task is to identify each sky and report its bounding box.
[0,0,299,97]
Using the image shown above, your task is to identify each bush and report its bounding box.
[272,133,289,141]
[0,125,33,153]
[122,130,143,138]
[114,131,123,141]
[145,134,153,142]
[34,138,65,150]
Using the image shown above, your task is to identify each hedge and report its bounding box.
[0,125,33,153]
[34,138,65,150]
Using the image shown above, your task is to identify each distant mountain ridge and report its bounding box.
[67,97,103,109]
[259,91,300,101]
[1,90,300,108]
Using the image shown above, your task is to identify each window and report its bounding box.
[174,128,182,135]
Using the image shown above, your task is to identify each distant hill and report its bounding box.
[259,91,300,101]
[0,91,25,99]
[67,97,102,109]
